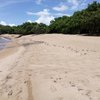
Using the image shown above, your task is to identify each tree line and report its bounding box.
[0,1,100,36]
[0,23,48,35]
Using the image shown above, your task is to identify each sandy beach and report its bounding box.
[0,34,100,100]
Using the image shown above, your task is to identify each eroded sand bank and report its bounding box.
[0,34,100,100]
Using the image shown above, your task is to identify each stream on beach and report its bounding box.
[0,37,11,50]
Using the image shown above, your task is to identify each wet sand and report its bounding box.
[0,34,100,100]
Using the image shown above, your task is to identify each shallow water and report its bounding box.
[0,37,11,50]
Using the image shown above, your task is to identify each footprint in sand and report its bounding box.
[65,71,67,74]
[77,87,84,91]
[6,75,12,80]
[85,90,92,100]
[8,90,13,96]
[84,53,87,55]
[54,80,57,83]
[95,74,100,78]
[62,46,64,48]
[53,44,56,47]
[86,49,89,52]
[50,77,53,79]
[74,50,79,53]
[82,49,85,51]
[55,97,64,100]
[69,81,76,87]
[58,78,62,80]
[50,85,57,92]
[96,89,100,93]
[18,71,22,73]
[17,89,22,95]
[44,42,49,46]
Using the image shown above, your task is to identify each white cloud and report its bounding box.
[53,4,68,12]
[0,21,15,26]
[36,0,43,4]
[67,0,86,10]
[27,9,54,25]
[0,0,29,7]
[34,9,50,16]
[68,0,78,5]
[35,9,54,25]
[9,24,15,26]
[27,9,50,16]
[27,20,32,23]
[36,15,54,25]
[0,21,7,26]
[69,0,79,9]
[27,11,34,15]
[54,13,70,17]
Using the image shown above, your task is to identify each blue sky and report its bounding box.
[0,0,99,26]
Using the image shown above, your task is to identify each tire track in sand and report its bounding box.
[27,78,34,100]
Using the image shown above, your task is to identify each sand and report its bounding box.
[0,34,100,100]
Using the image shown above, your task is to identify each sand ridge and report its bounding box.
[0,34,100,100]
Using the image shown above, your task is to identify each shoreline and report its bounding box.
[0,36,20,59]
[0,37,11,50]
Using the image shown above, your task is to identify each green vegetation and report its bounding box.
[49,1,100,35]
[0,1,100,36]
[13,22,48,35]
[0,22,48,35]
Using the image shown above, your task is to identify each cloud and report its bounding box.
[27,9,54,25]
[53,4,68,12]
[27,8,71,25]
[67,0,86,10]
[54,13,70,17]
[27,12,34,15]
[0,21,7,26]
[8,24,15,27]
[36,0,43,4]
[0,21,15,26]
[68,0,79,9]
[0,0,29,7]
[27,20,32,23]
[52,0,85,12]
[68,0,78,5]
[36,15,54,25]
[27,9,50,16]
[35,9,54,25]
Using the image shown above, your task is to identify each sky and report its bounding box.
[0,0,99,26]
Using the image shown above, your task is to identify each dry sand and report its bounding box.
[0,34,100,100]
